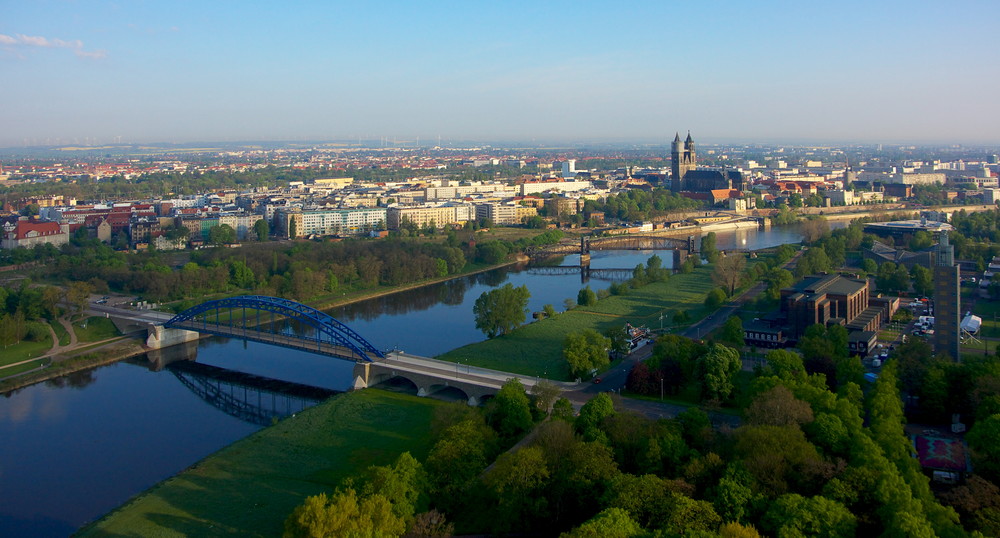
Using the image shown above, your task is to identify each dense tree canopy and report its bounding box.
[473,284,530,338]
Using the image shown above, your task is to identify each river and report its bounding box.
[0,223,830,536]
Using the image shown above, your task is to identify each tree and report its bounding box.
[763,267,794,300]
[705,287,727,308]
[968,414,1000,482]
[543,304,557,318]
[576,393,615,443]
[701,232,719,263]
[577,286,597,307]
[605,325,630,359]
[892,263,912,294]
[862,257,878,275]
[473,284,530,338]
[910,230,934,250]
[531,380,561,414]
[800,217,830,243]
[696,343,742,402]
[283,488,406,538]
[407,510,455,538]
[229,259,257,289]
[719,316,744,348]
[253,218,269,241]
[759,349,806,381]
[208,223,237,246]
[482,446,551,533]
[745,385,814,427]
[911,264,933,297]
[66,281,95,317]
[486,378,534,443]
[361,452,425,524]
[761,494,856,538]
[424,419,496,512]
[563,329,611,379]
[713,253,747,296]
[560,507,645,538]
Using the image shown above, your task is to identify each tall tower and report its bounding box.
[671,132,697,191]
[934,232,961,361]
[843,154,856,189]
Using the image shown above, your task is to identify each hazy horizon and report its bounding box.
[4,1,999,148]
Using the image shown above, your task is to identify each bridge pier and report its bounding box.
[146,324,200,350]
[673,248,689,268]
[353,362,371,390]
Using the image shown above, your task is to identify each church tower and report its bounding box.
[671,132,697,191]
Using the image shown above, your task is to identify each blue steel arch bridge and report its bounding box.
[163,295,385,362]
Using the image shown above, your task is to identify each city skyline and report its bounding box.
[3,1,999,148]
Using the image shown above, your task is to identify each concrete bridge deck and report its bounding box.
[355,351,579,405]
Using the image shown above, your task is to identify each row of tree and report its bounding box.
[26,227,565,306]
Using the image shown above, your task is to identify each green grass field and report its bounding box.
[0,357,50,379]
[74,317,121,343]
[79,389,444,538]
[0,323,53,367]
[52,320,70,347]
[437,267,717,380]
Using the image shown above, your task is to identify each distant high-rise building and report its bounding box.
[561,159,577,178]
[934,232,961,361]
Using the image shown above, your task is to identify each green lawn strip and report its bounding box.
[0,327,53,367]
[79,389,444,538]
[0,358,50,379]
[74,317,121,343]
[51,320,70,346]
[438,268,717,380]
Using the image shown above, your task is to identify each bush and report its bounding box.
[704,288,727,308]
[25,322,49,342]
[609,282,630,296]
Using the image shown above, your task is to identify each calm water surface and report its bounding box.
[0,223,833,535]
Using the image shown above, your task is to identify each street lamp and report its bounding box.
[659,312,664,332]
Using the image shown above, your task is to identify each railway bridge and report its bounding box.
[529,234,697,268]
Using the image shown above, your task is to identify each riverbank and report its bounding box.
[0,257,527,394]
[0,337,145,394]
[437,266,718,380]
[77,389,444,537]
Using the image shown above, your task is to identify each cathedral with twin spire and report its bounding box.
[670,132,744,193]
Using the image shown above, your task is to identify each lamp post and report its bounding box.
[660,376,664,401]
[659,312,664,332]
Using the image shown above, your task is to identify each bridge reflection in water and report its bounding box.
[167,360,338,426]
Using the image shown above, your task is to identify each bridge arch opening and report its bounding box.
[371,376,419,396]
[425,385,470,403]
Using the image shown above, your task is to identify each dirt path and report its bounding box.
[59,317,78,348]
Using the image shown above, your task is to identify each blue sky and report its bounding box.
[2,1,998,147]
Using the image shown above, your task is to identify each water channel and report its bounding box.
[0,223,828,536]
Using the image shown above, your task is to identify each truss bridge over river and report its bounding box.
[528,234,697,266]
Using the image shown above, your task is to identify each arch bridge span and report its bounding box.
[162,295,385,362]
